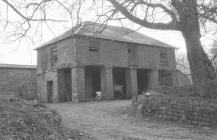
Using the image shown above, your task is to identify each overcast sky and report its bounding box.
[0,0,215,65]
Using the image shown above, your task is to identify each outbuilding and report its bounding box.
[36,22,177,103]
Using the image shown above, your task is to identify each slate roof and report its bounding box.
[36,21,176,49]
[0,64,36,69]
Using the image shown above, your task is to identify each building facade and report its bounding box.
[36,22,177,103]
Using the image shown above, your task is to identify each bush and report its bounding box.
[0,95,66,140]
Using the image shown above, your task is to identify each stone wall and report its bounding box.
[0,64,37,99]
[133,94,217,127]
[37,37,77,74]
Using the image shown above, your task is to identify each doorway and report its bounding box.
[113,68,127,99]
[137,69,150,94]
[85,66,101,98]
[47,81,53,103]
[58,68,72,102]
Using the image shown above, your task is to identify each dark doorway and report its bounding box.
[47,81,53,103]
[113,68,127,99]
[137,69,150,94]
[58,68,72,102]
[64,69,72,101]
[85,66,101,98]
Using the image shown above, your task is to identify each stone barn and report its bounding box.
[36,22,177,103]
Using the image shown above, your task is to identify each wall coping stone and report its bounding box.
[0,64,36,69]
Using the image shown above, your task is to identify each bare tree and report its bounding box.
[2,0,217,97]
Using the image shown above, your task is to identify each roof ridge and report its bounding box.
[81,21,133,32]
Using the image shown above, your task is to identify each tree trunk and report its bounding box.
[181,0,217,97]
[182,31,217,97]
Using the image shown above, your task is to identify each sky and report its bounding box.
[0,0,216,65]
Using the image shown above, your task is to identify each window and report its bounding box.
[51,46,58,67]
[89,47,98,52]
[160,49,169,67]
[128,49,131,54]
[89,39,99,52]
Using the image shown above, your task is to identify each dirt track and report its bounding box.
[48,100,217,140]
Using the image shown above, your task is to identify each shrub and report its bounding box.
[0,95,66,140]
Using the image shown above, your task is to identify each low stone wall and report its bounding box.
[0,64,37,99]
[133,93,217,127]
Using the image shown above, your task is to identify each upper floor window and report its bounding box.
[89,46,98,52]
[89,39,99,53]
[128,49,131,54]
[51,46,58,67]
[160,49,169,67]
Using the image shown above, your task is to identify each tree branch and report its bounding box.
[198,3,217,24]
[2,0,67,22]
[108,0,180,30]
[138,0,177,21]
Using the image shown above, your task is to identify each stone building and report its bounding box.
[36,22,177,103]
[0,64,37,99]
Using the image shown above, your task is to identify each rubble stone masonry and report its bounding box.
[0,64,37,99]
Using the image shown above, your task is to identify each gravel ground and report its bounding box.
[48,100,217,140]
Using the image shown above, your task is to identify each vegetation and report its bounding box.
[0,96,66,140]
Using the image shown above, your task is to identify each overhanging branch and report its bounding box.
[108,0,180,30]
[198,3,217,24]
[2,0,67,22]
